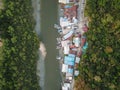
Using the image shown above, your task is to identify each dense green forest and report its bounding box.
[0,0,40,90]
[79,0,120,90]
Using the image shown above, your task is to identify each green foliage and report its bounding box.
[80,0,120,89]
[0,0,40,90]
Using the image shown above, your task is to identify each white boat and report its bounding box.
[54,24,61,29]
[56,56,62,60]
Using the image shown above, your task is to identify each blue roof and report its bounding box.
[64,56,74,62]
[68,54,75,58]
[64,5,72,8]
[83,42,88,50]
[68,68,73,74]
[64,61,74,66]
[64,56,75,66]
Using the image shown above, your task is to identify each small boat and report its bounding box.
[54,24,61,29]
[56,46,61,49]
[56,38,62,43]
[58,29,62,33]
[56,56,62,60]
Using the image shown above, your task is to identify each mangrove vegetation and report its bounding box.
[0,0,40,90]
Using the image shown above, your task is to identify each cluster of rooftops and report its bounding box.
[55,0,88,90]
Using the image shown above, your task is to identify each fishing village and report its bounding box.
[54,0,89,90]
[0,0,119,90]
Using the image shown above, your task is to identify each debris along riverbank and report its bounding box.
[55,0,88,90]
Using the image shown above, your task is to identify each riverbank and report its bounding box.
[56,0,89,90]
[31,0,46,89]
[39,42,47,58]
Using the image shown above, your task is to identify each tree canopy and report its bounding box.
[79,0,120,89]
[0,0,40,90]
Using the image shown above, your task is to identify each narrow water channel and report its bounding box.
[32,0,61,89]
[40,0,61,90]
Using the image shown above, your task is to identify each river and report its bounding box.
[41,0,61,90]
[32,0,61,90]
